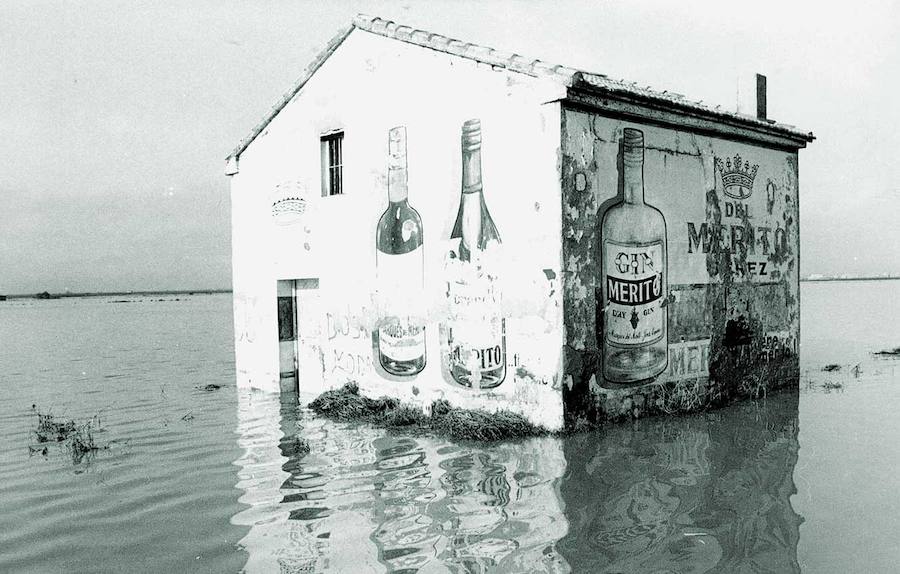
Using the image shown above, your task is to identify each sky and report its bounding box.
[1,0,897,294]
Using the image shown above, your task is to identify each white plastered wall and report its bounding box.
[230,29,567,429]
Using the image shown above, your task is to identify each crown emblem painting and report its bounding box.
[716,154,759,200]
[272,196,306,221]
[270,181,310,226]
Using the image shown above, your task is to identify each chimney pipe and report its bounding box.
[756,73,767,120]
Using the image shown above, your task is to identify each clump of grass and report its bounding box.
[308,382,401,421]
[32,407,105,464]
[430,399,543,441]
[382,404,429,427]
[874,346,900,356]
[738,372,768,400]
[69,419,101,464]
[308,383,545,441]
[34,409,77,443]
[823,364,842,372]
[658,379,705,414]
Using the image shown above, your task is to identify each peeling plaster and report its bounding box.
[559,109,801,429]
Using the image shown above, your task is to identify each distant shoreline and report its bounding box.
[0,289,232,300]
[1,278,897,300]
[800,277,900,283]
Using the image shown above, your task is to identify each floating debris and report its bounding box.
[70,424,101,464]
[28,445,48,456]
[197,384,223,392]
[823,364,842,372]
[874,346,900,356]
[823,380,844,392]
[32,407,106,464]
[308,382,545,441]
[283,436,310,459]
[34,409,77,443]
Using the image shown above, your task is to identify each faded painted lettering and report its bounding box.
[667,339,711,380]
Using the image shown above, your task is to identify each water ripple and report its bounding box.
[0,295,247,574]
[3,286,899,572]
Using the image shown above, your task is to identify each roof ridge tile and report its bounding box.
[355,13,810,143]
[227,14,813,164]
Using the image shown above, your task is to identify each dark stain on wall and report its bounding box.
[560,110,601,427]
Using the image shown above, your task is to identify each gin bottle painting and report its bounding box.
[600,128,668,383]
[445,119,506,389]
[375,126,426,376]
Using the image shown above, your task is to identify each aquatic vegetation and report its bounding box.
[32,407,105,464]
[658,379,706,414]
[308,382,545,441]
[738,372,769,400]
[430,399,544,441]
[308,383,406,422]
[34,409,77,443]
[69,421,101,464]
[382,404,429,427]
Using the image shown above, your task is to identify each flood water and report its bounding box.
[0,282,898,573]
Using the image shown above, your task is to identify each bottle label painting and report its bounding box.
[375,246,426,368]
[445,262,506,389]
[603,240,665,347]
[372,120,508,390]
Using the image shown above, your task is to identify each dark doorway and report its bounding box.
[277,280,298,393]
[277,278,322,395]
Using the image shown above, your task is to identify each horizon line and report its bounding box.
[0,288,232,299]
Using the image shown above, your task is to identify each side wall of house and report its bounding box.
[560,109,800,426]
[230,30,567,429]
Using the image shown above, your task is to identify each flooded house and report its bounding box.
[225,14,813,431]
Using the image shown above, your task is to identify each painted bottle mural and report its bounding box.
[375,126,426,376]
[600,128,668,383]
[445,119,506,389]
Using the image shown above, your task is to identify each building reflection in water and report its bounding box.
[232,389,569,573]
[557,387,802,574]
[232,389,383,572]
[232,387,799,573]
